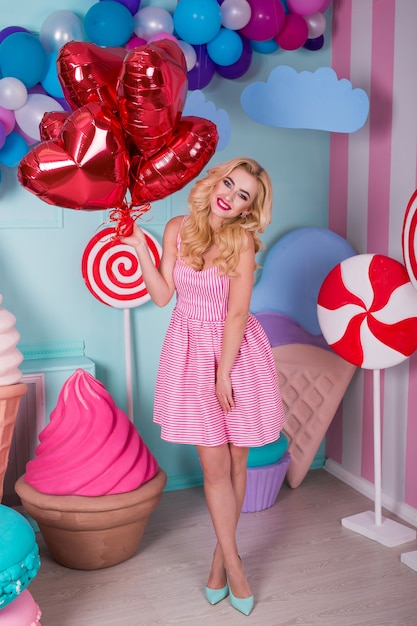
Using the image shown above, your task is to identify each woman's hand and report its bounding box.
[119,221,148,249]
[216,371,235,413]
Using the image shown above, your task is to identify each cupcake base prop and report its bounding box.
[242,452,291,513]
[0,383,27,502]
[15,468,167,570]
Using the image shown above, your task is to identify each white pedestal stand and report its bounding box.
[401,550,417,572]
[341,370,416,547]
[124,308,134,423]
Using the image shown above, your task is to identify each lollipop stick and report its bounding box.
[373,369,382,526]
[341,368,415,546]
[124,308,134,423]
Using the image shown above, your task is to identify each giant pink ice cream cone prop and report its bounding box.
[0,295,27,502]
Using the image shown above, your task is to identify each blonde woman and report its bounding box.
[122,157,285,616]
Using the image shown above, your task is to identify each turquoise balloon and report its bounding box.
[85,1,134,47]
[250,38,279,54]
[173,0,221,45]
[0,32,47,89]
[41,52,64,99]
[207,28,243,66]
[0,132,28,168]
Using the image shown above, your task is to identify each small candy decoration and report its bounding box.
[402,188,417,291]
[317,254,417,369]
[82,226,161,308]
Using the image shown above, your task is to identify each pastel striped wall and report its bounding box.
[326,0,417,519]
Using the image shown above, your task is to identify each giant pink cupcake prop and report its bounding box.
[16,369,166,570]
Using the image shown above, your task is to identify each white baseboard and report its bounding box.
[324,459,417,530]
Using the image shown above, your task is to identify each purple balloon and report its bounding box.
[215,35,252,80]
[303,34,325,51]
[188,45,216,90]
[0,26,31,44]
[101,0,141,15]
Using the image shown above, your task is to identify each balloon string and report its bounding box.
[102,201,152,239]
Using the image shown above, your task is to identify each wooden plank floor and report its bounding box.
[28,470,417,626]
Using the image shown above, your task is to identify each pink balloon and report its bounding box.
[287,0,324,15]
[0,106,15,135]
[147,32,178,44]
[275,13,308,50]
[125,35,147,49]
[319,0,332,12]
[239,0,285,42]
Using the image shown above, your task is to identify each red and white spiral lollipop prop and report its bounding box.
[318,253,417,546]
[82,226,162,421]
[402,188,417,291]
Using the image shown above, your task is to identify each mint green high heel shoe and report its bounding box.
[205,583,229,605]
[229,588,254,616]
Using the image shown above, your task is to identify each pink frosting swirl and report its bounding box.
[25,369,159,496]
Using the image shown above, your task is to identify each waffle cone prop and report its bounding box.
[0,383,27,501]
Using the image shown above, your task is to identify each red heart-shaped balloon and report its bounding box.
[39,111,71,141]
[18,103,129,210]
[129,116,218,205]
[117,39,188,159]
[57,41,127,114]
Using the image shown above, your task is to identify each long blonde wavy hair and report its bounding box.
[180,157,273,276]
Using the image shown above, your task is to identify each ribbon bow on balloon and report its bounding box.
[17,39,219,230]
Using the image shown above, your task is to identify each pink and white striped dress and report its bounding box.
[154,243,286,447]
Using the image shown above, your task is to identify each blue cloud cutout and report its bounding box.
[183,90,231,150]
[241,66,369,133]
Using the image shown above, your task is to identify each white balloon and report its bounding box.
[39,10,85,53]
[0,77,28,111]
[221,0,251,31]
[14,93,64,141]
[134,6,174,40]
[177,40,197,71]
[304,12,327,39]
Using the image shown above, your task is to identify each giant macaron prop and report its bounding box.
[0,504,41,610]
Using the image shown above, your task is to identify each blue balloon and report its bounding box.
[207,28,243,67]
[41,52,64,99]
[187,45,216,90]
[0,32,47,89]
[250,38,279,54]
[173,0,221,45]
[215,35,252,79]
[0,132,29,168]
[85,1,134,47]
[102,0,141,15]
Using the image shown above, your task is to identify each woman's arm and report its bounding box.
[121,215,182,307]
[216,235,256,413]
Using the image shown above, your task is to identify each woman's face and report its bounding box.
[209,167,258,225]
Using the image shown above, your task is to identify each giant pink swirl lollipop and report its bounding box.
[317,254,417,369]
[82,226,161,308]
[402,188,417,291]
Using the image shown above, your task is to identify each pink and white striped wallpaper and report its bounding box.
[326,0,417,515]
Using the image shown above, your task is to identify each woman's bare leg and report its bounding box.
[197,443,251,598]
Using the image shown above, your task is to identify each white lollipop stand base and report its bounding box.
[341,370,416,548]
[401,550,417,572]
